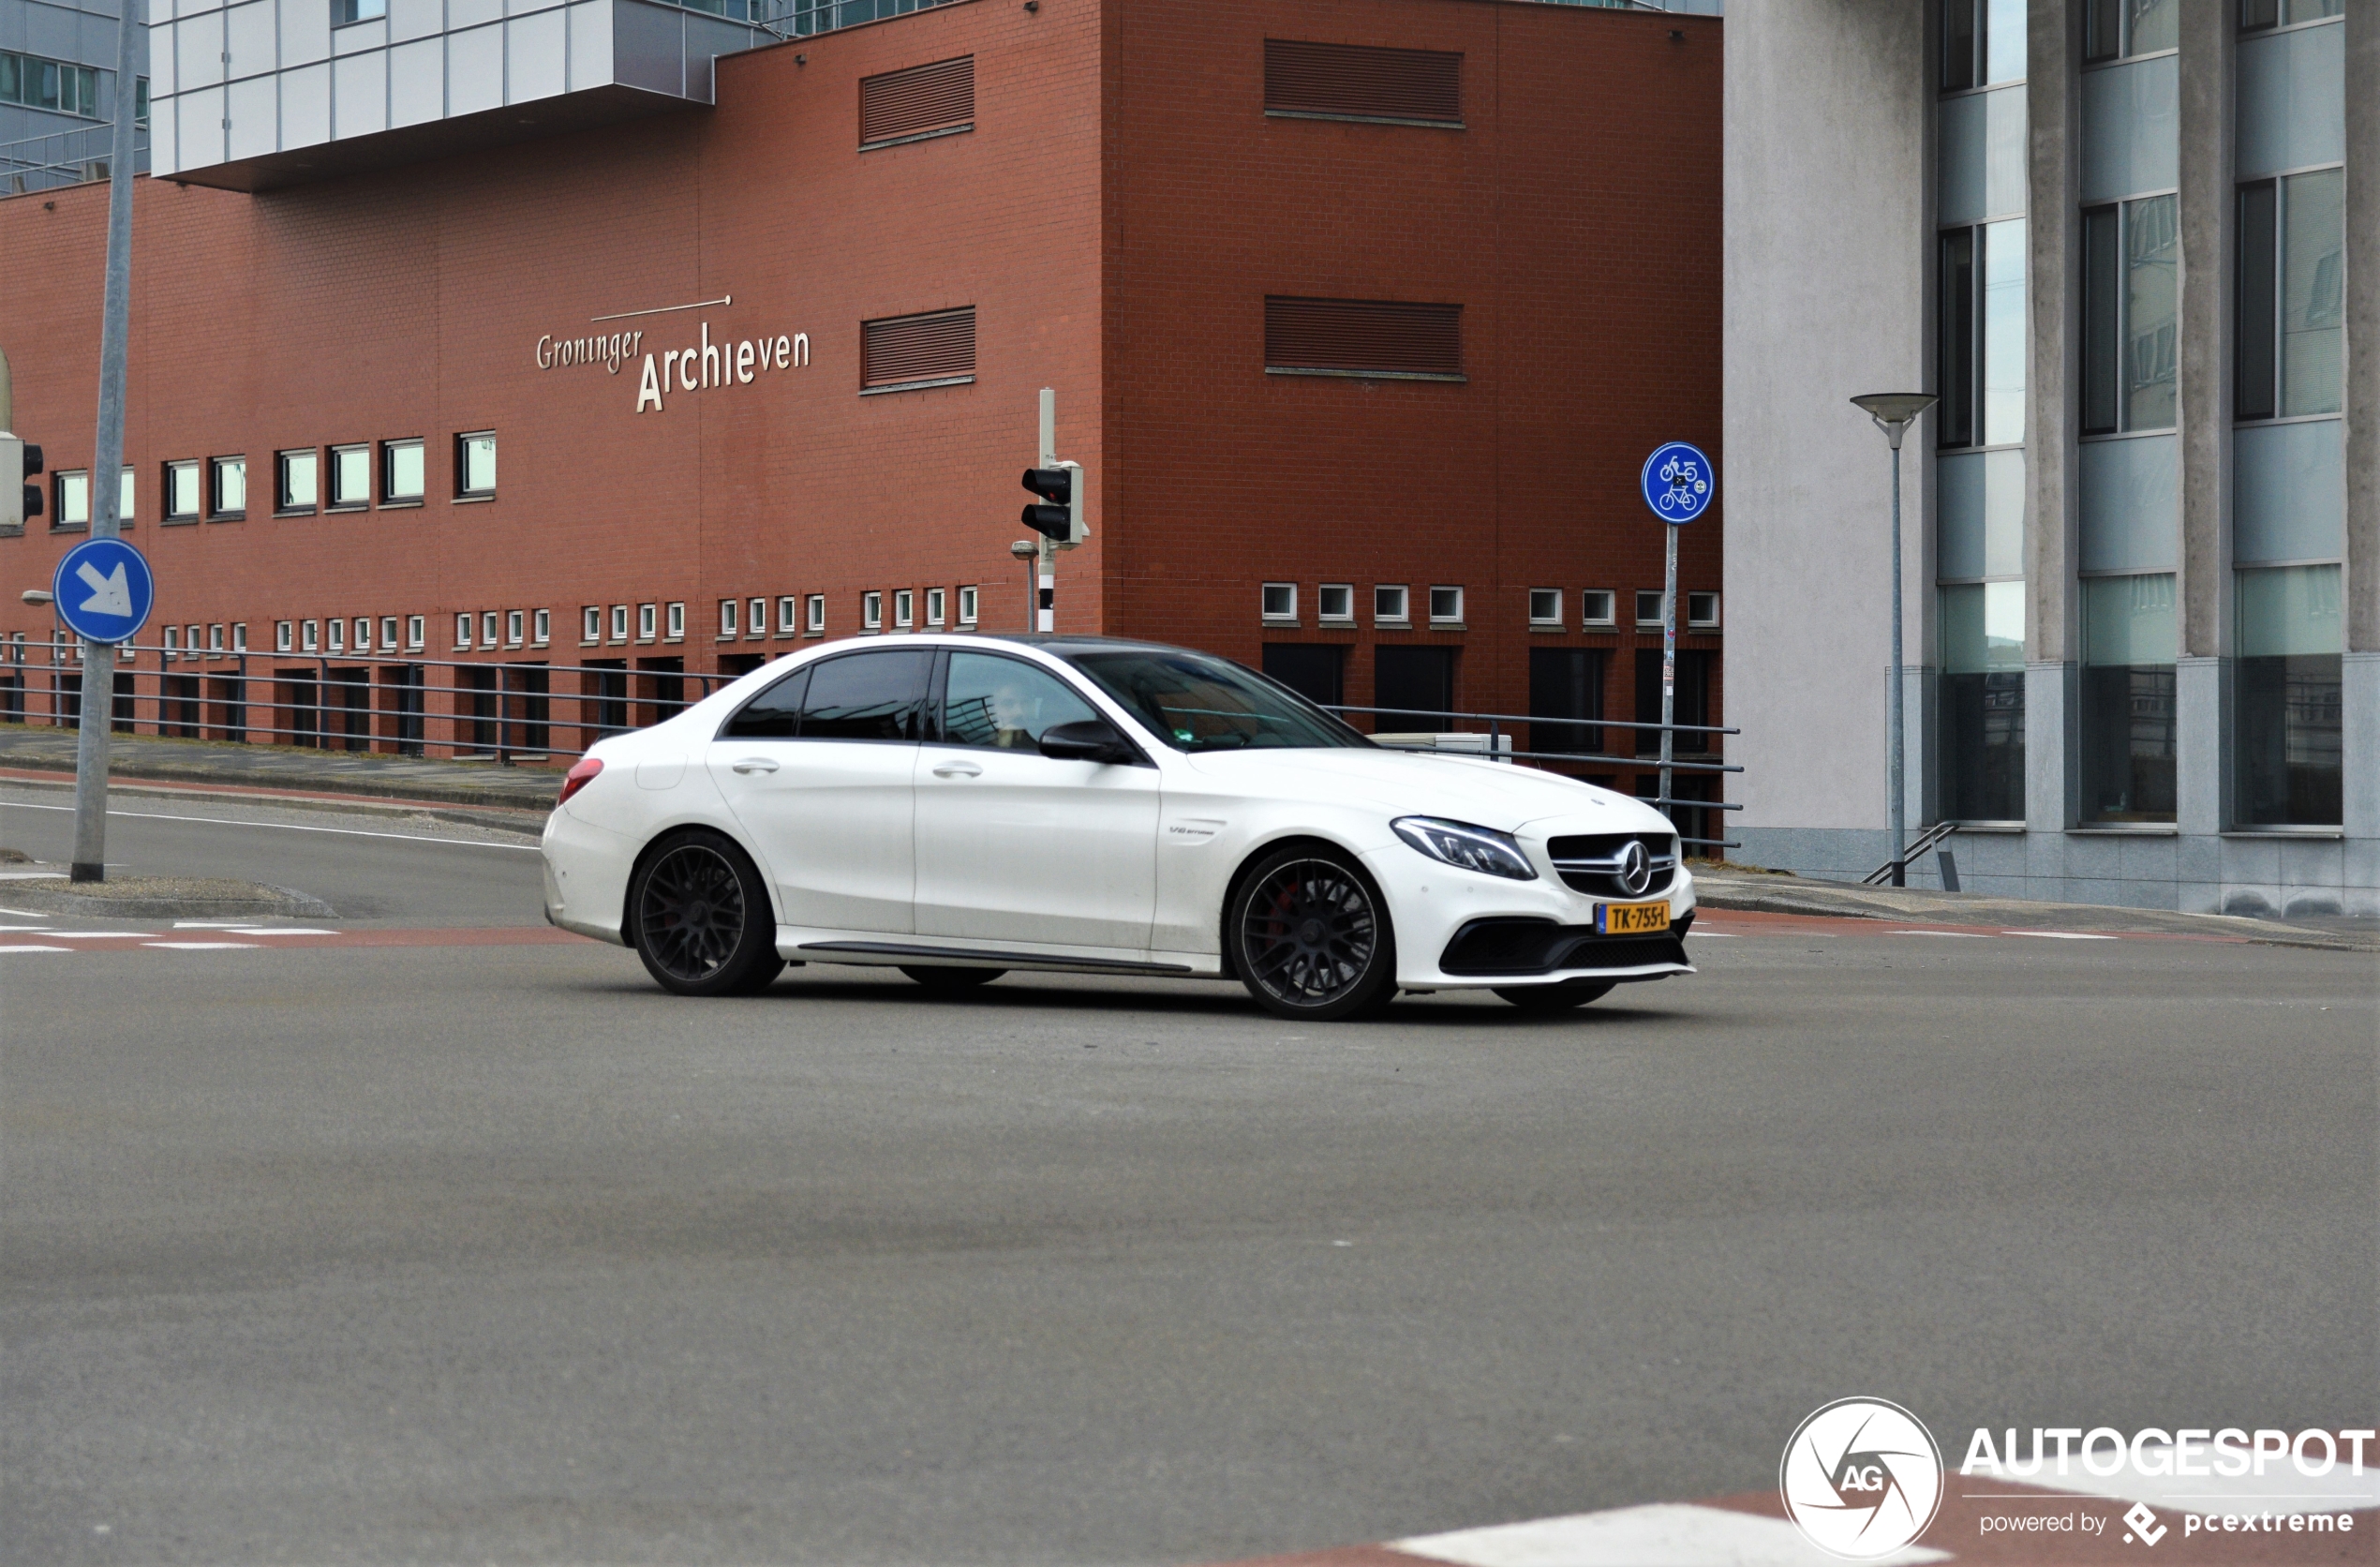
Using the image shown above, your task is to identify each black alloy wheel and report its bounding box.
[900,965,1006,992]
[1231,847,1397,1021]
[631,830,785,996]
[1493,978,1616,1013]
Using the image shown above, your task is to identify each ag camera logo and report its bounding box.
[1779,1397,1945,1560]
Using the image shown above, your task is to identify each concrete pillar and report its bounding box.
[2343,1,2379,898]
[2025,0,2079,844]
[2174,2,2235,844]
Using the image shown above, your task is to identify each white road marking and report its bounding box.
[1397,1503,1949,1566]
[173,919,256,928]
[222,927,339,936]
[0,944,71,953]
[1890,930,1994,938]
[37,932,157,939]
[0,924,57,932]
[141,941,260,950]
[2002,930,2119,940]
[1,799,544,850]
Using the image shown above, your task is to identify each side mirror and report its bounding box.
[1039,719,1134,764]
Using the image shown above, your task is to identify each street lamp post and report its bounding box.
[1850,393,1938,888]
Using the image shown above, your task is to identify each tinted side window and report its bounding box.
[941,652,1100,749]
[798,649,933,741]
[721,666,810,739]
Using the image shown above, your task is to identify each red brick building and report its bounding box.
[0,0,1720,797]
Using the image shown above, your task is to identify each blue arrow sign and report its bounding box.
[1641,441,1716,525]
[52,535,155,644]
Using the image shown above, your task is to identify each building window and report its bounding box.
[329,444,370,508]
[210,456,246,518]
[1687,591,1721,629]
[1582,589,1616,627]
[895,589,915,628]
[163,625,180,659]
[747,598,766,639]
[1941,0,2026,91]
[382,439,424,504]
[455,432,497,498]
[302,619,320,653]
[53,470,89,529]
[2085,0,2178,62]
[334,0,388,24]
[164,460,201,521]
[327,619,345,654]
[1428,586,1464,625]
[1264,297,1464,381]
[2237,170,2343,421]
[0,52,101,118]
[482,611,500,647]
[1262,644,1346,709]
[1528,588,1563,628]
[956,586,977,626]
[2081,196,2179,434]
[926,588,945,627]
[1635,590,1666,627]
[208,624,225,654]
[1263,39,1462,127]
[2240,0,2343,27]
[455,613,473,649]
[277,449,318,513]
[1939,581,2027,820]
[405,615,424,650]
[807,594,827,634]
[2078,573,2178,823]
[117,466,134,526]
[776,596,799,636]
[862,590,884,631]
[859,55,974,149]
[612,604,630,642]
[234,622,250,652]
[583,606,602,643]
[638,604,657,641]
[380,616,398,649]
[860,307,975,393]
[276,620,294,652]
[506,609,525,647]
[1317,584,1354,624]
[355,618,372,652]
[1373,585,1409,625]
[664,603,685,640]
[2234,564,2341,826]
[1261,582,1298,622]
[1939,219,2028,449]
[719,599,739,639]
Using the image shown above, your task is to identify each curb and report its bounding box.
[0,757,559,813]
[0,877,338,920]
[1691,879,2375,953]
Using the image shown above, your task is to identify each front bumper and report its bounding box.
[1362,843,1697,990]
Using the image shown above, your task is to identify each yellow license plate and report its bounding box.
[1598,901,1671,935]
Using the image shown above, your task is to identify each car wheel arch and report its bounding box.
[622,821,781,946]
[1214,831,1385,982]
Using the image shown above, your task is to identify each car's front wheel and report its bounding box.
[630,829,785,996]
[1493,978,1615,1012]
[1230,845,1398,1021]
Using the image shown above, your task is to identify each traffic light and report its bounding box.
[0,435,39,529]
[1019,461,1082,545]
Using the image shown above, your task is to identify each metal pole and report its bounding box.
[1888,440,1907,888]
[1036,387,1056,634]
[67,0,140,882]
[1659,521,1677,830]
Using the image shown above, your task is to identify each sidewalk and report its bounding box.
[0,724,565,812]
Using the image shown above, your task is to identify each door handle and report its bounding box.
[931,759,984,779]
[731,757,780,775]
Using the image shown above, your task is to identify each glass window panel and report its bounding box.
[458,434,496,495]
[117,467,133,523]
[1938,585,2026,821]
[2234,418,2343,562]
[1938,87,2026,226]
[2125,195,2178,429]
[2079,575,2177,823]
[279,450,316,509]
[941,653,1100,749]
[384,440,424,500]
[331,445,370,505]
[1981,217,2026,444]
[1984,87,2026,218]
[2236,22,2344,177]
[213,457,245,514]
[2080,55,2178,202]
[2285,0,2342,18]
[2236,182,2278,420]
[2082,573,2177,666]
[1939,581,2028,673]
[2079,433,2178,572]
[58,470,90,526]
[2280,169,2343,417]
[2237,563,2343,658]
[1985,0,2025,82]
[795,649,931,741]
[167,462,200,516]
[2128,0,2177,52]
[2086,0,2120,61]
[1942,0,1975,91]
[1938,230,1976,447]
[2082,206,2121,434]
[2235,565,2341,826]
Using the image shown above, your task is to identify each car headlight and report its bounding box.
[1391,817,1539,881]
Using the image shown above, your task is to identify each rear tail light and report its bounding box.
[557,755,603,806]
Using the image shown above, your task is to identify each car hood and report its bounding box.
[1174,748,1673,836]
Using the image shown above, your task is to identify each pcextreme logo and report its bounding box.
[1778,1397,1946,1560]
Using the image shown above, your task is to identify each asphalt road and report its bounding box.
[2,791,2373,1565]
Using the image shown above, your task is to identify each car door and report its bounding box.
[707,647,931,934]
[912,650,1160,952]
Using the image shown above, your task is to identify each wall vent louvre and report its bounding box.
[1263,39,1462,126]
[1265,297,1465,380]
[862,306,976,389]
[860,55,975,147]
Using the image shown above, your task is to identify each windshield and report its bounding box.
[1060,649,1372,753]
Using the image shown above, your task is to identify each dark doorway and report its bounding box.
[1528,648,1605,756]
[1632,649,1714,755]
[584,659,628,743]
[1374,646,1455,732]
[1262,643,1346,710]
[637,658,686,727]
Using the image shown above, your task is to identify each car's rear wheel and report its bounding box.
[900,965,1005,992]
[1493,978,1615,1012]
[630,829,784,996]
[1230,846,1397,1021]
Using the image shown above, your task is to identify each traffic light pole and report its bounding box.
[67,0,141,883]
[1035,388,1057,633]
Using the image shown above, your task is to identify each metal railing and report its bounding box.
[0,641,733,766]
[2,121,147,195]
[1323,702,1744,851]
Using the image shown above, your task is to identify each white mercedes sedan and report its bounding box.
[541,635,1695,1020]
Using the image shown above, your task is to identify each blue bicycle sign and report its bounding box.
[1640,441,1715,525]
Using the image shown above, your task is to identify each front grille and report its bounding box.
[1545,831,1678,898]
[1440,916,1692,977]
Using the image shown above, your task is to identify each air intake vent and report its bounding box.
[1265,297,1465,381]
[861,55,974,148]
[861,306,976,391]
[1264,39,1462,127]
